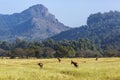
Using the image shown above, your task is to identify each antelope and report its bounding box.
[38,62,43,68]
[71,60,78,68]
[96,57,98,61]
[83,61,86,63]
[57,58,61,63]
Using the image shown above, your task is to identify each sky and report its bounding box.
[0,0,120,27]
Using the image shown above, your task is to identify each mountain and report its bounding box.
[52,11,120,49]
[0,4,69,41]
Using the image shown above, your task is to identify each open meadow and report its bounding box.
[0,58,120,80]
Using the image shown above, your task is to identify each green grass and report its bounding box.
[0,58,120,80]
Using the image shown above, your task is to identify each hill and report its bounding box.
[52,11,120,49]
[0,4,69,41]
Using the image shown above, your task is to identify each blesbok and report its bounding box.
[83,61,86,63]
[71,60,78,68]
[96,57,98,61]
[57,58,61,63]
[38,62,43,68]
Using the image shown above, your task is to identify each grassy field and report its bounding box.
[0,58,120,80]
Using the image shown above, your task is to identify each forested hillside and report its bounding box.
[52,11,120,50]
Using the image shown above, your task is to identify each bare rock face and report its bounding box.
[0,4,69,41]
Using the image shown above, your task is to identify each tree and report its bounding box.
[43,47,55,58]
[11,48,25,58]
[34,47,43,58]
[0,41,11,50]
[55,46,75,58]
[0,49,6,58]
[24,48,35,58]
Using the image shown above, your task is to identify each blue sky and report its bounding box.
[0,0,120,27]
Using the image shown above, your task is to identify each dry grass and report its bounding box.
[0,58,120,80]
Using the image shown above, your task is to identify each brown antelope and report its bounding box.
[83,61,86,63]
[38,62,43,68]
[71,60,78,68]
[96,57,98,61]
[57,58,61,63]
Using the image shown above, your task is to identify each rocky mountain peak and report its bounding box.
[0,4,70,41]
[22,4,50,18]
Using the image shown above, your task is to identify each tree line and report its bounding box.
[0,38,120,59]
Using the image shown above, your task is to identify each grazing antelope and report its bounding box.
[83,61,86,63]
[38,62,43,68]
[71,60,78,68]
[96,57,98,61]
[57,58,61,63]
